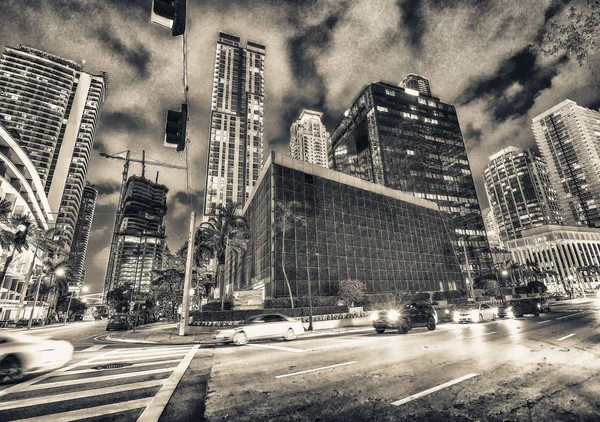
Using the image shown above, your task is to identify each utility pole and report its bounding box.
[179,212,195,336]
[462,243,476,301]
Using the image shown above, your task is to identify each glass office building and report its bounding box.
[328,76,492,280]
[227,152,464,299]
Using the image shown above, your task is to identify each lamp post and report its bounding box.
[305,245,317,331]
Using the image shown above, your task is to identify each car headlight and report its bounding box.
[370,312,379,321]
[387,310,399,320]
[444,309,450,314]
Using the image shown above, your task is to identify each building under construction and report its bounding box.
[109,175,169,293]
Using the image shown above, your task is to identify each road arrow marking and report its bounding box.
[557,333,576,341]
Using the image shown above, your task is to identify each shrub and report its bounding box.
[264,296,341,309]
[338,279,366,306]
[202,301,232,312]
[410,292,431,302]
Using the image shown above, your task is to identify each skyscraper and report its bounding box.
[328,76,492,280]
[532,100,600,227]
[204,33,265,216]
[110,176,168,293]
[69,183,97,293]
[484,146,564,242]
[289,109,330,168]
[0,45,107,248]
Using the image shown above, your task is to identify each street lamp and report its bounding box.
[501,270,508,277]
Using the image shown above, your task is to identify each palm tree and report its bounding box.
[275,201,306,309]
[40,256,71,324]
[0,214,32,298]
[201,201,249,310]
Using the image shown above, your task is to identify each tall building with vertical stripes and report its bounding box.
[0,45,107,249]
[290,109,329,168]
[484,146,564,243]
[204,33,265,216]
[532,100,600,228]
[69,183,97,293]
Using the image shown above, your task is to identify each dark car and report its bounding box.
[371,302,437,334]
[106,314,133,331]
[498,299,541,318]
[531,298,551,313]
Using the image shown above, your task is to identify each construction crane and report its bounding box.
[100,150,186,301]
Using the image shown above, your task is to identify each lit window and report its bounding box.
[376,106,388,113]
[407,150,415,156]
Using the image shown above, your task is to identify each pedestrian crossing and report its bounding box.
[0,345,199,422]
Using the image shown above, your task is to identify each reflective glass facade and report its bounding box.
[328,79,492,280]
[231,153,465,299]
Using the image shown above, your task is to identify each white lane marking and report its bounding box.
[247,343,306,353]
[537,320,551,324]
[0,379,164,411]
[78,344,106,352]
[90,351,189,365]
[275,361,357,379]
[25,367,177,391]
[391,373,480,406]
[556,313,581,320]
[9,397,152,422]
[464,332,496,339]
[558,333,576,341]
[55,359,183,376]
[0,348,123,397]
[137,345,200,422]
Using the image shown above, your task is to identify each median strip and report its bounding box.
[557,333,576,341]
[391,373,479,406]
[275,361,357,379]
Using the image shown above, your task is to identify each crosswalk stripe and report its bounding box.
[0,379,164,411]
[98,349,192,360]
[90,351,189,365]
[137,345,200,422]
[25,367,177,391]
[55,359,183,376]
[77,344,106,353]
[8,397,152,422]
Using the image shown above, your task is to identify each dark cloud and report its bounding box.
[98,111,150,134]
[463,123,483,147]
[96,29,152,79]
[96,181,122,196]
[458,47,569,121]
[398,0,426,51]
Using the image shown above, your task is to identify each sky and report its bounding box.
[0,0,598,295]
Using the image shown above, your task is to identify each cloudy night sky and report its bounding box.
[0,0,598,295]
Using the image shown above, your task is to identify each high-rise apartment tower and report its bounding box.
[0,45,107,248]
[68,183,97,293]
[532,100,600,227]
[328,76,492,280]
[204,33,265,215]
[484,146,564,242]
[289,109,330,168]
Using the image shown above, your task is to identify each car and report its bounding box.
[371,302,437,334]
[0,332,73,384]
[531,298,552,313]
[453,302,498,323]
[212,313,305,346]
[106,314,134,331]
[498,299,541,318]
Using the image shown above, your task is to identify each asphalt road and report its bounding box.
[205,299,600,421]
[1,299,599,421]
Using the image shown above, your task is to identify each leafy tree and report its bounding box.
[200,201,249,311]
[338,279,366,307]
[0,214,32,295]
[151,252,185,317]
[106,282,134,314]
[537,2,600,87]
[275,201,306,309]
[527,280,548,294]
[56,296,87,317]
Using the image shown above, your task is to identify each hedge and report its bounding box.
[432,290,464,301]
[202,301,232,312]
[264,296,342,308]
[189,305,347,324]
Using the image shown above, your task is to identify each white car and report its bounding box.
[0,332,74,383]
[213,313,305,346]
[453,303,498,323]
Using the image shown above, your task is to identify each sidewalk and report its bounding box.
[104,322,376,345]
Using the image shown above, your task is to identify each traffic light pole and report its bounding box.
[179,211,195,336]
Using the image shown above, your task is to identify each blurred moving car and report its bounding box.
[371,302,437,334]
[498,299,541,318]
[531,298,552,313]
[0,332,73,383]
[213,314,304,345]
[453,303,498,323]
[106,314,134,331]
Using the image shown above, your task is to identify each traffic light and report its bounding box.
[14,223,30,247]
[151,0,186,36]
[164,103,187,152]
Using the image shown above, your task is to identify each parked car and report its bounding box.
[453,303,498,323]
[498,299,541,318]
[0,332,73,383]
[371,302,437,334]
[106,314,134,331]
[213,313,305,345]
[531,298,552,313]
